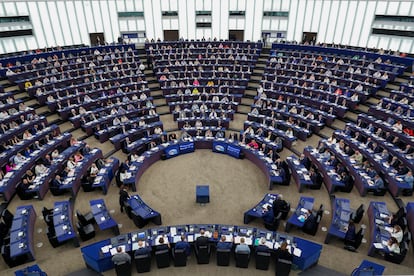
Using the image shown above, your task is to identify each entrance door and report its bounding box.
[89,32,105,46]
[163,30,179,41]
[229,30,244,41]
[302,32,317,44]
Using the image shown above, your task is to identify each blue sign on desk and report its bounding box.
[164,144,180,159]
[212,141,227,153]
[227,144,241,158]
[179,141,195,154]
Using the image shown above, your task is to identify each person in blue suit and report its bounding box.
[404,170,414,189]
[134,240,151,256]
[255,237,270,253]
[175,235,191,256]
[216,235,233,250]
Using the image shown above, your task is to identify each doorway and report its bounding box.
[302,32,317,44]
[163,30,179,41]
[89,32,105,46]
[229,30,244,41]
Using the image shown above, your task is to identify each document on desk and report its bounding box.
[373,243,384,249]
[110,245,125,255]
[170,227,177,236]
[293,247,302,257]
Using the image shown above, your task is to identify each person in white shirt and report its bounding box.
[154,126,163,135]
[286,128,294,137]
[388,225,403,243]
[393,121,403,132]
[14,153,27,165]
[66,157,76,170]
[386,237,400,254]
[35,163,48,176]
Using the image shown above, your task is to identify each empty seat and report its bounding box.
[77,222,95,241]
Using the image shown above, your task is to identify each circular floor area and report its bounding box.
[136,149,270,227]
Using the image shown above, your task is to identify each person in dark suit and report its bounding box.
[344,220,356,248]
[255,237,270,253]
[119,185,130,213]
[52,175,62,187]
[216,235,233,250]
[175,235,191,256]
[275,241,293,276]
[273,195,288,217]
[195,229,209,248]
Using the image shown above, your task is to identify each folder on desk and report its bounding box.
[373,243,384,249]
[293,247,302,257]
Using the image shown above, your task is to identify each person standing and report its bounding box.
[119,185,130,213]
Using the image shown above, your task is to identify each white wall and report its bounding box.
[0,0,413,54]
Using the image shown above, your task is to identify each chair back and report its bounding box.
[216,248,231,266]
[115,261,131,276]
[155,248,170,268]
[255,251,270,270]
[235,250,250,268]
[173,248,187,267]
[196,245,211,264]
[134,253,151,273]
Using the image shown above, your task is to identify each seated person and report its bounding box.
[344,220,356,248]
[235,237,250,255]
[387,225,403,243]
[156,236,170,251]
[403,170,414,188]
[52,175,63,187]
[87,163,99,184]
[350,150,363,165]
[372,174,385,191]
[195,229,209,248]
[247,139,259,149]
[180,130,192,141]
[174,235,191,256]
[134,240,152,255]
[112,246,131,265]
[216,235,233,250]
[168,132,177,141]
[255,237,271,253]
[74,151,84,162]
[386,237,400,254]
[34,162,48,176]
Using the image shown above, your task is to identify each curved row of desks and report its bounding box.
[81,223,322,273]
[123,137,285,191]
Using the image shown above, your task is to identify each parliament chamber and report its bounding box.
[0,1,414,275]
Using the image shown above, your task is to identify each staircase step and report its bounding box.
[4,86,19,93]
[59,121,75,133]
[154,98,167,106]
[150,90,164,97]
[156,105,170,114]
[241,98,254,105]
[159,114,177,131]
